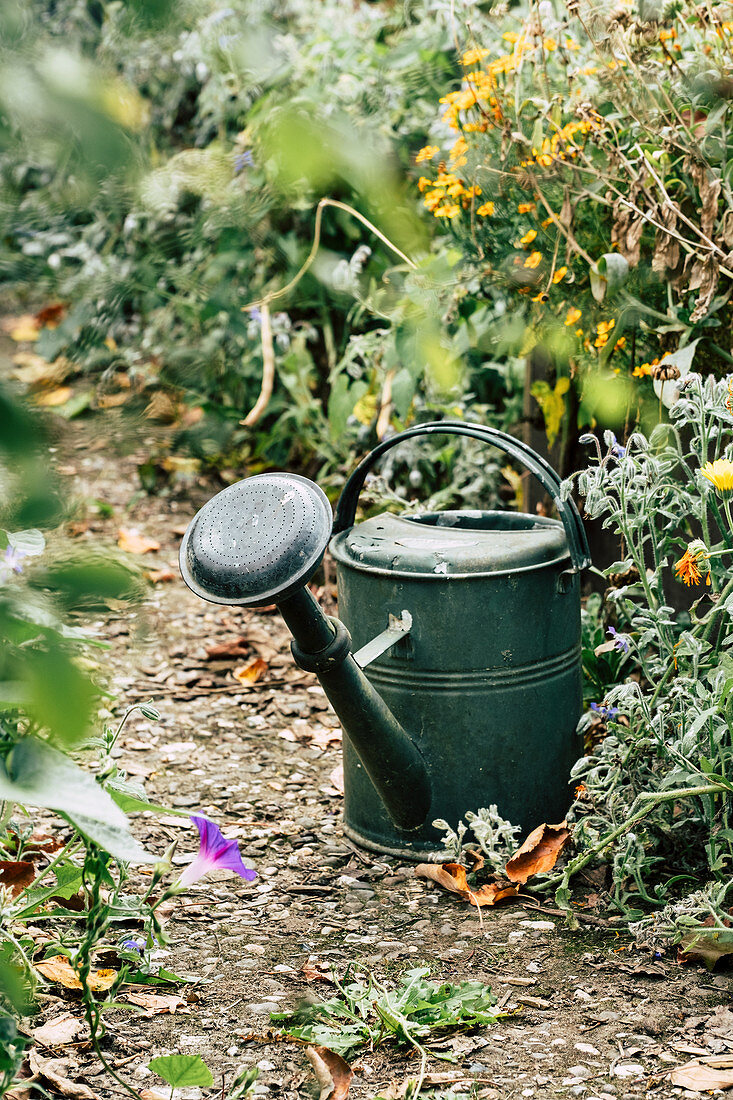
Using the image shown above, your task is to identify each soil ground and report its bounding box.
[3,353,733,1100]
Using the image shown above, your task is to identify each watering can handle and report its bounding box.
[333,420,591,572]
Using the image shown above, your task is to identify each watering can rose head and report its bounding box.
[175,815,256,889]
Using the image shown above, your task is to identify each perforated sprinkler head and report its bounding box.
[179,472,332,607]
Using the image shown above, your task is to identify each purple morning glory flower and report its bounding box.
[607,626,630,653]
[590,702,620,721]
[177,816,257,888]
[121,939,142,952]
[0,545,26,581]
[247,306,263,325]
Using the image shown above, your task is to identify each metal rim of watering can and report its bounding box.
[179,472,333,607]
[333,420,591,573]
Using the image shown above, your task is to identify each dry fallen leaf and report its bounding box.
[145,391,178,422]
[329,763,344,794]
[305,1045,353,1100]
[302,960,334,983]
[28,1050,98,1100]
[414,862,518,908]
[34,386,73,407]
[96,392,130,409]
[35,302,67,329]
[146,568,177,584]
[35,956,117,992]
[205,636,251,660]
[117,528,161,554]
[31,1014,89,1047]
[670,1056,733,1090]
[5,314,40,342]
[11,352,68,388]
[125,992,189,1016]
[679,929,733,970]
[0,860,36,898]
[505,821,571,884]
[233,657,268,684]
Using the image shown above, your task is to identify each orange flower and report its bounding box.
[565,307,582,326]
[524,250,542,269]
[674,541,710,587]
[416,145,440,164]
[476,201,495,216]
[552,266,568,284]
[520,229,537,246]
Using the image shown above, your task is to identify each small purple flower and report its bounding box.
[607,626,630,654]
[121,939,142,953]
[0,545,26,582]
[177,816,257,888]
[233,150,254,175]
[247,306,263,326]
[590,702,620,721]
[609,434,626,460]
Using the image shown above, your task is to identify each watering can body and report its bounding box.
[179,419,590,861]
[331,510,582,858]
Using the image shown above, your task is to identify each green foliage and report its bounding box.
[149,1055,215,1089]
[555,374,733,929]
[409,0,733,460]
[272,966,499,1059]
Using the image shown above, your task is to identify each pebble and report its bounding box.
[518,920,556,932]
[243,944,266,955]
[565,1066,591,1079]
[575,1043,601,1055]
[247,1001,280,1014]
[612,1064,644,1078]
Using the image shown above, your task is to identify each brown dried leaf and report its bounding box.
[31,1014,89,1047]
[11,352,67,388]
[28,1051,98,1100]
[688,255,719,323]
[505,822,571,884]
[96,392,130,409]
[679,929,733,970]
[670,1056,733,1090]
[146,568,176,584]
[305,1045,353,1100]
[5,315,40,342]
[233,657,268,684]
[302,960,334,983]
[0,861,35,898]
[34,386,73,407]
[125,992,189,1015]
[652,204,681,276]
[35,303,67,329]
[35,956,117,991]
[117,528,160,554]
[205,636,251,660]
[414,862,518,907]
[145,391,178,422]
[328,763,344,794]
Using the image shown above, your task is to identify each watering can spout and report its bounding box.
[278,587,431,831]
[178,471,431,833]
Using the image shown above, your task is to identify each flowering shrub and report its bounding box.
[555,372,733,940]
[413,0,733,459]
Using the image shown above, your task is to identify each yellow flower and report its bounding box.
[700,458,733,498]
[434,202,461,219]
[543,37,558,51]
[520,229,537,246]
[552,266,567,284]
[518,202,535,213]
[565,307,582,326]
[633,359,657,378]
[417,176,433,193]
[462,47,490,65]
[524,251,542,269]
[416,145,440,164]
[674,541,710,587]
[476,201,495,216]
[541,216,553,229]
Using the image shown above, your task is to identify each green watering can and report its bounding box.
[180,421,591,859]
